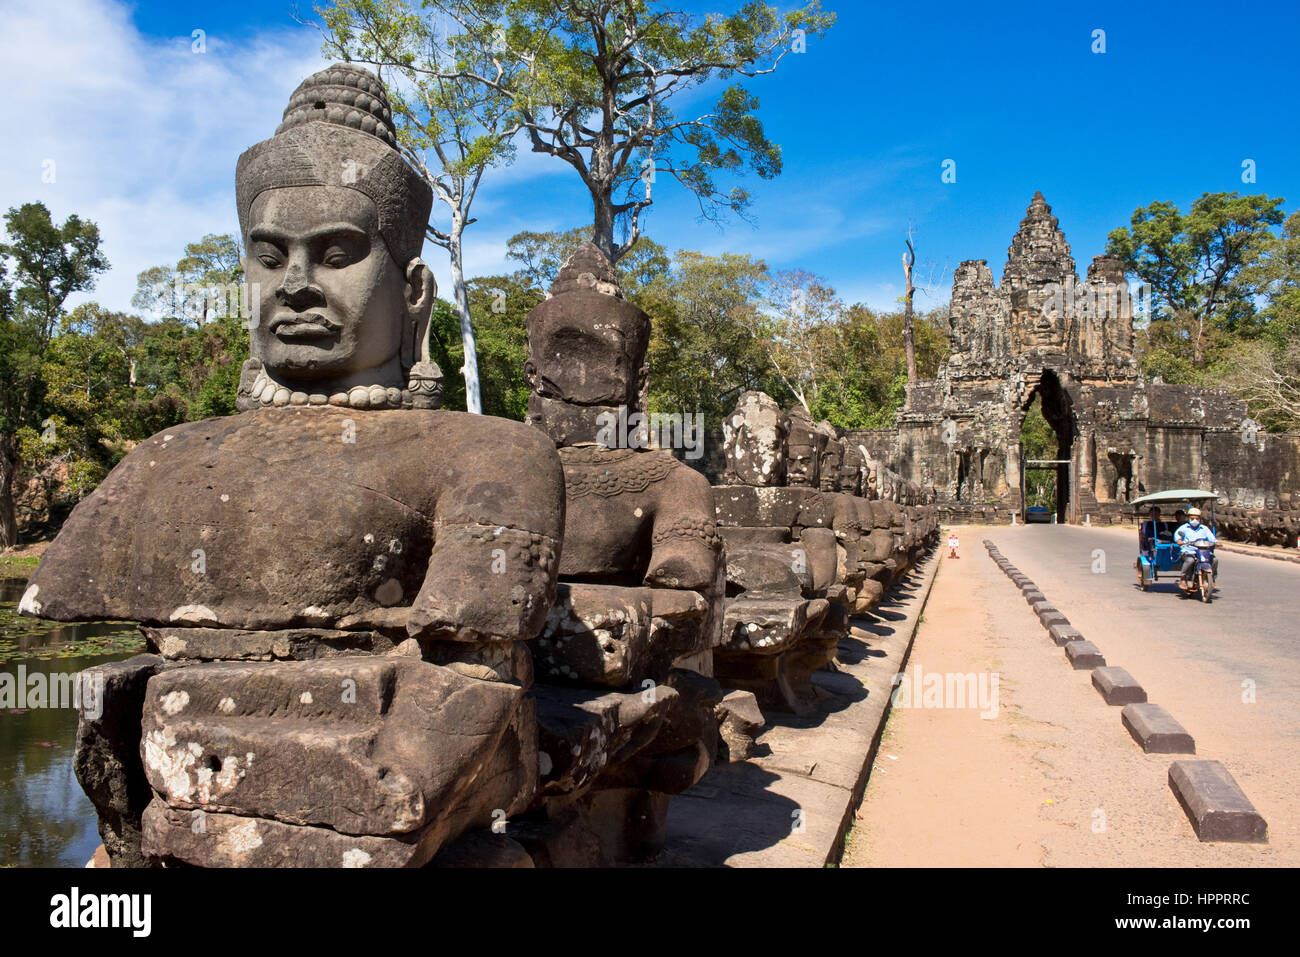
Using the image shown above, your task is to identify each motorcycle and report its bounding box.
[1177,542,1216,603]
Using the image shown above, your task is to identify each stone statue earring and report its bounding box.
[403,258,442,409]
[407,319,443,410]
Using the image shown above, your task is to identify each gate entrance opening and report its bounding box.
[1018,370,1076,524]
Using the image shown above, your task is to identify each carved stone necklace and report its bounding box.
[246,368,412,410]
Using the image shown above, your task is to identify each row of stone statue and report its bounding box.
[21,64,936,868]
[1214,506,1300,549]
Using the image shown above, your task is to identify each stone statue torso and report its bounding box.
[26,407,563,631]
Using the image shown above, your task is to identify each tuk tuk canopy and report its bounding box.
[1129,489,1219,509]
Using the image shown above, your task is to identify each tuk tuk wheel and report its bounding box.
[1135,561,1148,591]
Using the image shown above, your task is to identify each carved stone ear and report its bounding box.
[523,359,537,389]
[635,362,649,411]
[405,258,435,309]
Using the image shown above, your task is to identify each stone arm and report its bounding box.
[406,427,566,642]
[643,466,723,594]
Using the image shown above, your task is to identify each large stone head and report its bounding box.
[783,405,826,488]
[839,442,864,496]
[236,64,437,407]
[524,244,651,446]
[816,423,844,492]
[722,391,789,487]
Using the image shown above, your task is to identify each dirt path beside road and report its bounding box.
[843,529,1290,867]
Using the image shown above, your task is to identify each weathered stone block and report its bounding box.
[1091,667,1147,705]
[715,690,764,762]
[533,682,674,798]
[1048,623,1084,646]
[73,654,164,868]
[712,485,823,529]
[145,626,394,661]
[1064,640,1105,669]
[718,526,789,547]
[534,583,705,688]
[1122,703,1194,753]
[1168,760,1267,843]
[141,657,535,838]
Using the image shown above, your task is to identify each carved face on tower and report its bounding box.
[524,244,650,446]
[235,64,438,405]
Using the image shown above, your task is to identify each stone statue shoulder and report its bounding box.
[23,408,566,635]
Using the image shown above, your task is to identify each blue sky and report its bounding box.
[2,0,1298,315]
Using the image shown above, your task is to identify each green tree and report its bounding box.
[426,279,539,418]
[505,226,670,301]
[131,237,250,423]
[0,203,109,547]
[1240,209,1300,347]
[132,233,243,326]
[638,249,782,427]
[1106,192,1285,364]
[810,303,948,429]
[756,268,842,414]
[313,0,526,414]
[425,0,834,261]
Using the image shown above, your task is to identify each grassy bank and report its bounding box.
[0,553,39,577]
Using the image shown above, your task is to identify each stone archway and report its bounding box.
[1018,369,1077,523]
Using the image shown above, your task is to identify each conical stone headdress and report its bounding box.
[236,63,432,266]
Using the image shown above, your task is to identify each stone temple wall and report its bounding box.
[869,192,1300,535]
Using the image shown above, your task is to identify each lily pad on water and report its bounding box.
[0,589,144,662]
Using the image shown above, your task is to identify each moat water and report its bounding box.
[0,576,143,867]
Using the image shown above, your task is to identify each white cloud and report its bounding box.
[0,0,945,323]
[0,0,328,312]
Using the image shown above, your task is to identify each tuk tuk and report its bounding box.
[1131,489,1219,599]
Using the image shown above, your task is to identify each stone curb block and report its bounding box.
[1064,640,1105,669]
[1047,623,1083,646]
[1168,760,1268,843]
[1091,667,1147,705]
[1122,703,1194,753]
[1037,609,1068,628]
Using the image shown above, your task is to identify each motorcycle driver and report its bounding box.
[1174,507,1219,585]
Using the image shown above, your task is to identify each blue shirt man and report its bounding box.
[1174,510,1218,581]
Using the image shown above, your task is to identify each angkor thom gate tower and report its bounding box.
[852,192,1300,525]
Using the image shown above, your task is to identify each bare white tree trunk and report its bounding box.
[448,232,482,415]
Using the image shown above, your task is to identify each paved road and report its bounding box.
[845,526,1298,866]
[986,523,1300,852]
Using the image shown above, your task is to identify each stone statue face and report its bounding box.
[784,410,825,488]
[524,323,644,409]
[245,185,430,386]
[721,392,788,487]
